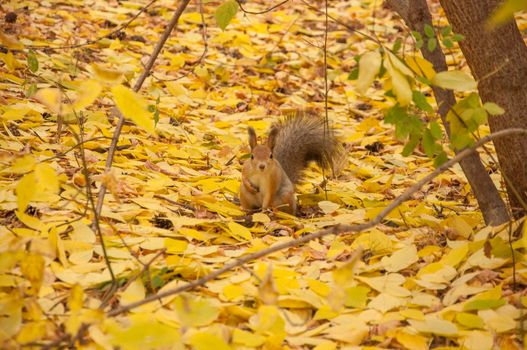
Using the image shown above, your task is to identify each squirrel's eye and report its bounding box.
[250,154,254,159]
[269,153,273,159]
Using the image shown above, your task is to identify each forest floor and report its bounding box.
[0,0,526,349]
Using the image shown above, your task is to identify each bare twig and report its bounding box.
[153,194,196,212]
[25,0,158,51]
[108,128,526,316]
[70,124,117,301]
[235,0,291,15]
[94,0,192,223]
[258,17,298,62]
[148,0,208,82]
[118,248,167,294]
[299,0,381,45]
[54,82,118,304]
[40,136,111,163]
[322,0,329,199]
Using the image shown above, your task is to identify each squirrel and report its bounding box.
[239,111,344,215]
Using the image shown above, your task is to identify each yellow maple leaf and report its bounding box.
[72,79,102,110]
[258,264,278,305]
[20,253,44,295]
[16,172,37,212]
[111,84,155,134]
[35,163,59,194]
[34,88,62,114]
[189,332,231,350]
[227,221,252,241]
[91,63,124,84]
[356,50,382,94]
[68,284,84,312]
[172,294,220,327]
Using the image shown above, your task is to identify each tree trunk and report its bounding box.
[439,0,527,218]
[384,0,510,225]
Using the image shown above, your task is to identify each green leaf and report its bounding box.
[456,92,482,110]
[441,26,452,36]
[392,38,402,53]
[460,108,474,122]
[424,24,435,38]
[472,108,488,126]
[153,109,160,126]
[412,90,433,113]
[483,102,505,115]
[452,33,465,42]
[455,313,485,329]
[215,0,239,30]
[412,31,423,41]
[432,70,477,91]
[451,133,474,150]
[454,93,487,133]
[27,50,38,73]
[412,31,424,50]
[430,121,443,139]
[26,83,38,97]
[348,67,359,80]
[442,38,454,49]
[434,151,448,167]
[394,114,423,142]
[151,274,164,289]
[416,75,432,86]
[427,38,437,52]
[402,134,421,157]
[378,63,387,78]
[463,298,506,311]
[384,105,406,125]
[422,129,435,157]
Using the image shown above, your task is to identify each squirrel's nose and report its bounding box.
[259,164,265,170]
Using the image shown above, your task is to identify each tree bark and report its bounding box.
[384,0,510,225]
[439,0,527,218]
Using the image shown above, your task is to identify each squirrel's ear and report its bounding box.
[248,127,257,149]
[267,127,278,150]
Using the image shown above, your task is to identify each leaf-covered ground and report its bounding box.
[0,0,526,349]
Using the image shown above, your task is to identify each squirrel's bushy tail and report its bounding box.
[270,110,344,184]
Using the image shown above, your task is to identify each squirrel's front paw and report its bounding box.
[245,182,259,194]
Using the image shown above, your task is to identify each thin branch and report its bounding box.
[53,83,118,302]
[299,0,381,45]
[108,128,527,316]
[322,0,329,199]
[40,136,111,163]
[94,0,192,223]
[148,0,208,83]
[71,125,117,293]
[153,194,196,212]
[24,0,158,51]
[235,0,291,15]
[258,17,299,62]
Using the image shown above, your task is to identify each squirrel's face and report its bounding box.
[251,145,273,172]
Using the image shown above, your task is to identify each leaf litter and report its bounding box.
[0,0,525,349]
